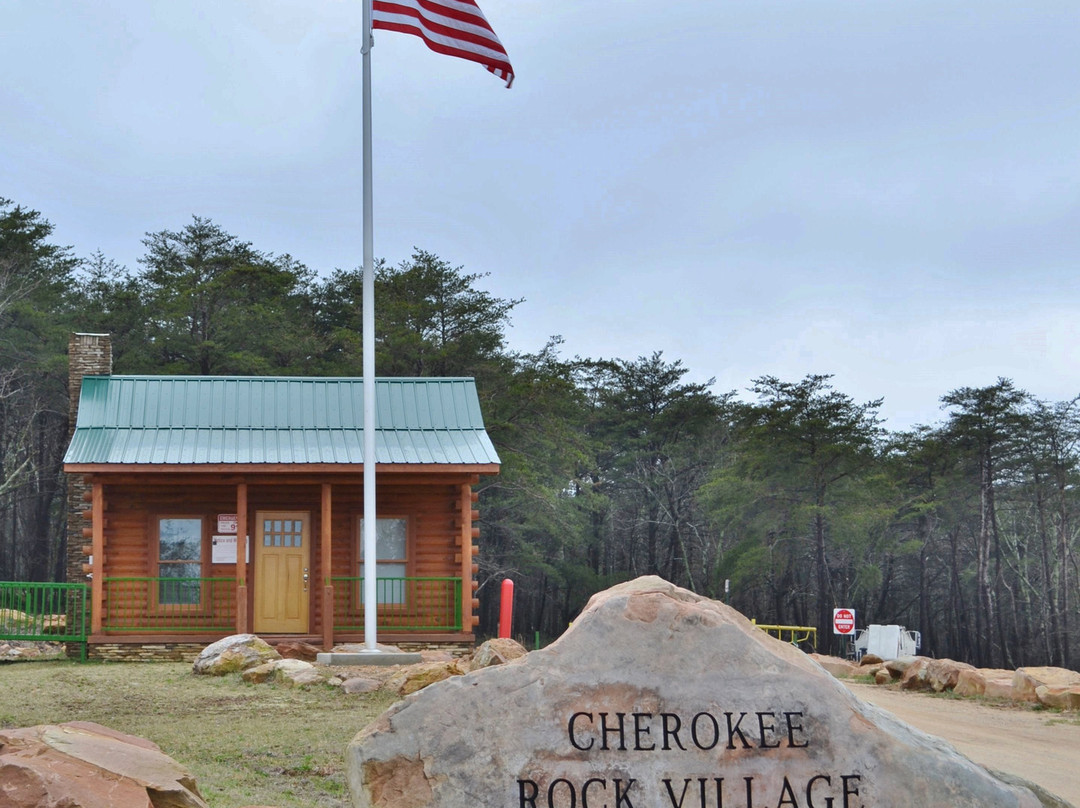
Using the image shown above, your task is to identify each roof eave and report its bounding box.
[63,462,500,475]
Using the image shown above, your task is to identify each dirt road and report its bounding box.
[846,683,1080,805]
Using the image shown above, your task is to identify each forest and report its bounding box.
[1,197,1077,668]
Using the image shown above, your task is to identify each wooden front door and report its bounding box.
[254,512,310,633]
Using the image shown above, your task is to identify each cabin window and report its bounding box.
[157,517,205,605]
[357,517,408,604]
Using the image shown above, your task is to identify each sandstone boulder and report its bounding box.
[1014,667,1080,703]
[239,658,326,687]
[347,576,1060,808]
[884,655,921,679]
[862,662,886,678]
[342,677,383,694]
[927,658,976,692]
[1035,684,1080,711]
[241,661,279,684]
[385,660,468,696]
[807,653,860,678]
[277,660,326,689]
[0,720,208,807]
[874,667,892,685]
[273,657,315,676]
[954,668,1015,699]
[900,656,932,690]
[984,674,1019,700]
[192,634,280,675]
[283,668,327,688]
[419,649,456,663]
[859,652,884,666]
[274,640,322,661]
[468,637,528,670]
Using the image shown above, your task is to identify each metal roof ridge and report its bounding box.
[98,374,478,382]
[72,425,489,431]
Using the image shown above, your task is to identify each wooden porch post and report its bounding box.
[90,481,104,634]
[460,483,475,633]
[236,483,249,634]
[321,483,334,650]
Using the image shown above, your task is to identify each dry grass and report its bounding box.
[0,660,398,807]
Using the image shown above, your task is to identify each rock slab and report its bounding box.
[347,576,1066,808]
[1014,666,1080,703]
[0,720,208,808]
[954,668,1016,699]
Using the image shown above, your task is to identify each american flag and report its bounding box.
[373,0,515,88]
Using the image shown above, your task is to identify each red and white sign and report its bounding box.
[833,608,856,635]
[217,514,238,534]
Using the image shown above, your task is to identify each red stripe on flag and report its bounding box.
[377,4,501,54]
[373,0,514,87]
[406,0,499,33]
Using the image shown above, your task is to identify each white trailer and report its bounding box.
[850,624,921,662]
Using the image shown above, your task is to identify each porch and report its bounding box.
[2,576,467,658]
[92,575,464,640]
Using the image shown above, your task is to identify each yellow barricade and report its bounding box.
[752,620,817,649]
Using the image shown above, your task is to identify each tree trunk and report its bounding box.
[1059,488,1071,669]
[986,461,1012,669]
[814,504,833,655]
[918,515,934,657]
[1036,481,1059,665]
[949,526,972,662]
[977,454,996,667]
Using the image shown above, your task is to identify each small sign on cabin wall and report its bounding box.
[211,535,249,564]
[217,513,238,534]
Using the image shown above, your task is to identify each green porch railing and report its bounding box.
[331,577,462,632]
[753,620,818,650]
[102,577,236,632]
[0,581,88,659]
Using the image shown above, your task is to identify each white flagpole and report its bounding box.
[361,0,379,653]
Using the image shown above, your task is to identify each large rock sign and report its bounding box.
[347,577,1068,808]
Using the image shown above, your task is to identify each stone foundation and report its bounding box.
[394,641,475,656]
[87,639,476,662]
[88,643,209,662]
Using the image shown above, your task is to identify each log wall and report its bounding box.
[92,473,475,637]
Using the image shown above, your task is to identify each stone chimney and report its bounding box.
[65,334,112,584]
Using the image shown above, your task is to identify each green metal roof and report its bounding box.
[64,376,501,467]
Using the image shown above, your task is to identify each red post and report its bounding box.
[498,578,514,639]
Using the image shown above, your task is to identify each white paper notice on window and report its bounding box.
[212,535,250,564]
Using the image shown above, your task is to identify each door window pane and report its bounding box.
[264,518,303,548]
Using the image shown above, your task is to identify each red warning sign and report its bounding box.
[833,608,856,635]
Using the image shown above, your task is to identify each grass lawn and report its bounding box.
[0,660,399,807]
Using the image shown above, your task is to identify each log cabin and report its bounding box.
[63,334,499,660]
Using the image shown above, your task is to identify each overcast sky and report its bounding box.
[3,1,1078,431]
